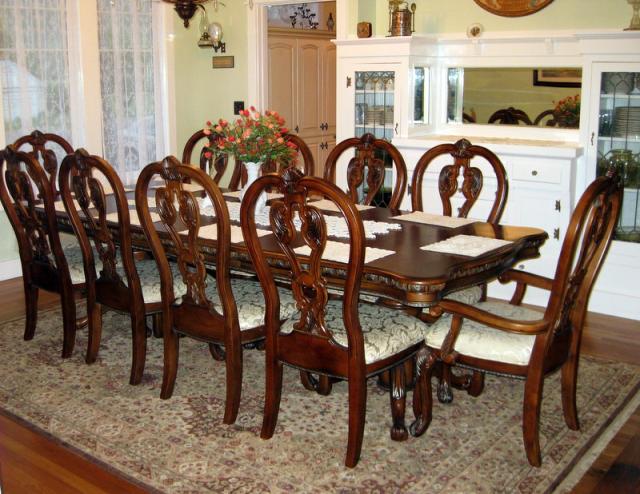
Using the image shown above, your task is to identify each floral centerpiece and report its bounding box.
[553,94,580,128]
[203,106,297,166]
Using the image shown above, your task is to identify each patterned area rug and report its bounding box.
[0,308,638,493]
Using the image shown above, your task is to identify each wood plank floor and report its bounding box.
[0,277,638,493]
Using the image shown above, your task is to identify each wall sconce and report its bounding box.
[162,0,209,28]
[196,4,226,53]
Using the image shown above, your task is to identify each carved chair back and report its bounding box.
[241,168,366,375]
[59,149,144,311]
[533,109,559,127]
[0,145,72,289]
[14,130,74,198]
[135,156,239,336]
[181,129,230,184]
[488,107,533,126]
[542,171,622,356]
[323,133,408,209]
[411,138,509,224]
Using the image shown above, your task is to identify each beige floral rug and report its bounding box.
[0,307,638,493]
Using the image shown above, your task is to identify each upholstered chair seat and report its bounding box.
[425,301,541,366]
[444,285,484,305]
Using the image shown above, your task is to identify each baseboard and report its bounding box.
[0,259,21,281]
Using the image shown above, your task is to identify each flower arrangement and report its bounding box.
[204,106,297,165]
[553,94,580,127]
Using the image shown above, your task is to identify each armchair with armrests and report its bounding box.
[411,171,623,466]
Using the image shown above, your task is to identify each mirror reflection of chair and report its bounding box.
[533,109,559,127]
[14,129,74,198]
[181,128,229,183]
[462,112,476,123]
[410,138,509,401]
[324,133,408,209]
[135,156,297,424]
[488,107,533,126]
[0,145,86,358]
[240,168,429,467]
[59,149,181,385]
[411,171,623,467]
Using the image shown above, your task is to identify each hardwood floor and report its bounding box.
[0,277,638,493]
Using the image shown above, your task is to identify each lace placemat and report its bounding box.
[106,209,161,225]
[394,211,477,228]
[54,200,79,212]
[222,190,284,201]
[198,224,271,244]
[309,199,375,212]
[216,202,402,240]
[294,241,395,264]
[421,234,512,257]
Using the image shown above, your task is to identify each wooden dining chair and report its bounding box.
[411,171,623,466]
[13,129,74,198]
[240,168,429,467]
[488,107,533,126]
[135,156,297,424]
[59,149,180,384]
[533,109,559,127]
[411,138,509,401]
[181,128,230,183]
[323,133,408,209]
[0,145,86,358]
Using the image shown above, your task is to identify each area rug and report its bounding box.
[0,307,638,493]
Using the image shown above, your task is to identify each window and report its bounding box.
[0,0,168,179]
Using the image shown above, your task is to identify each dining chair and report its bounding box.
[135,156,297,424]
[488,107,533,125]
[0,145,86,358]
[13,129,74,198]
[59,148,181,384]
[181,128,230,183]
[323,133,408,209]
[411,171,623,466]
[411,138,509,402]
[240,168,429,467]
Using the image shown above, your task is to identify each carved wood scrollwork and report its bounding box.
[155,157,212,309]
[271,169,332,339]
[3,148,53,265]
[345,134,386,205]
[70,150,121,282]
[438,139,484,218]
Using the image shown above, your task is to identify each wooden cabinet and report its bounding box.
[268,28,335,176]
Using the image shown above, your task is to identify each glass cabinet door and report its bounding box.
[595,71,640,243]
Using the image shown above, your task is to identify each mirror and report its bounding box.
[447,67,582,128]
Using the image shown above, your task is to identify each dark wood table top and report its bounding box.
[51,188,548,307]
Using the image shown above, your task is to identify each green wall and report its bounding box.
[0,213,18,263]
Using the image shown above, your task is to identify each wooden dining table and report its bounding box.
[49,185,548,309]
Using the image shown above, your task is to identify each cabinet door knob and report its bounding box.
[294,125,299,133]
[394,123,399,135]
[531,170,538,176]
[555,200,561,212]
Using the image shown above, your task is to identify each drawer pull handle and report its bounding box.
[555,200,561,212]
[531,170,538,176]
[553,228,560,240]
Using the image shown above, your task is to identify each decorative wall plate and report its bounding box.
[473,0,554,17]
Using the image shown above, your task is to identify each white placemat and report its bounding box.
[394,211,477,228]
[421,234,512,257]
[309,199,375,212]
[223,190,284,201]
[294,240,394,264]
[106,209,161,225]
[198,224,270,244]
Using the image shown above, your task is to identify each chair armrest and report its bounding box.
[439,299,549,335]
[498,269,553,291]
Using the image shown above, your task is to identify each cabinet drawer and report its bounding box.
[510,160,562,184]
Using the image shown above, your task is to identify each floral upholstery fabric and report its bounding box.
[280,300,425,364]
[61,246,103,284]
[445,285,483,305]
[205,279,298,331]
[424,300,543,366]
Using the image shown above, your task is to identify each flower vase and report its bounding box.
[240,161,267,212]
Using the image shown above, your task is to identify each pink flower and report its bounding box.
[215,125,223,133]
[277,137,284,144]
[203,128,211,136]
[204,151,213,159]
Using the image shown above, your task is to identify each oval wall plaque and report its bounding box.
[474,0,554,17]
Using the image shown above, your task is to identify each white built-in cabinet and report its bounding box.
[268,28,336,175]
[335,31,640,319]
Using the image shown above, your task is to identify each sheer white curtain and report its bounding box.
[97,0,158,183]
[0,0,72,146]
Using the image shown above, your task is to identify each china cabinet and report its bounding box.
[335,30,640,319]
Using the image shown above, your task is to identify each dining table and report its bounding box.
[48,183,548,310]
